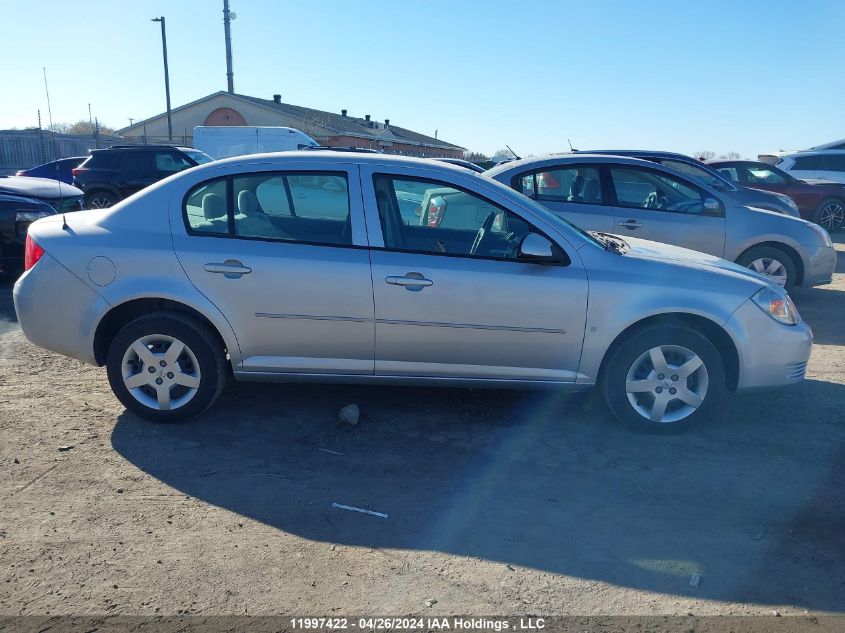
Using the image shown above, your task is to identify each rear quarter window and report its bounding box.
[184,178,229,234]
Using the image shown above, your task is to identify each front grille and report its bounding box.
[786,361,807,381]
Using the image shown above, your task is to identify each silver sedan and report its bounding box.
[486,154,836,290]
[14,152,813,432]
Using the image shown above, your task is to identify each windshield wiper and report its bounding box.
[590,232,630,254]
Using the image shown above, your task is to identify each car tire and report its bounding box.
[736,245,798,290]
[602,323,726,434]
[85,190,119,209]
[106,312,227,422]
[813,198,845,232]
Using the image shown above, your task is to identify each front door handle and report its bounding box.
[386,272,433,291]
[617,219,643,230]
[204,259,252,278]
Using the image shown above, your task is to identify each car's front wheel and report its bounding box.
[106,312,227,422]
[602,324,726,433]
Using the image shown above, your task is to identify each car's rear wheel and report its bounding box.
[106,312,226,422]
[85,190,118,209]
[814,198,844,232]
[602,324,725,433]
[736,245,797,290]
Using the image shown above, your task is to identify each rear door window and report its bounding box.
[183,171,351,246]
[820,155,845,172]
[792,155,823,170]
[118,152,151,174]
[516,166,603,204]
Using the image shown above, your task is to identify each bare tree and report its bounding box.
[718,151,742,159]
[694,150,717,161]
[52,120,115,136]
[294,112,334,143]
[464,150,490,162]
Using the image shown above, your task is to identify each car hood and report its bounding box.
[799,178,845,187]
[619,235,771,287]
[0,176,83,199]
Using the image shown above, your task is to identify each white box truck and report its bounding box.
[193,126,320,159]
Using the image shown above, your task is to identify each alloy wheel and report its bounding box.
[89,196,113,209]
[121,334,201,411]
[625,344,709,424]
[747,257,788,286]
[818,201,844,231]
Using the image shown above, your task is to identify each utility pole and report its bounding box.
[151,16,173,141]
[223,0,234,93]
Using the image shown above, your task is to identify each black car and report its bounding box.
[72,145,213,208]
[0,175,84,273]
[0,194,55,273]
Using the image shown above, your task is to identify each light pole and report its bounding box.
[151,16,173,141]
[223,0,235,93]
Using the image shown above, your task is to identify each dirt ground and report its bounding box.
[0,238,843,618]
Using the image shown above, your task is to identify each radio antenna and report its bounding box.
[43,67,69,226]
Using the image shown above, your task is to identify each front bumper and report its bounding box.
[726,299,813,391]
[799,244,837,287]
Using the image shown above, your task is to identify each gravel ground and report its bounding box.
[0,237,843,618]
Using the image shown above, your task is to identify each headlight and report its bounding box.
[15,210,53,222]
[751,286,797,325]
[776,194,799,212]
[807,221,833,247]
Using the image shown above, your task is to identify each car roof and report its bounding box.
[93,145,197,152]
[200,150,474,171]
[483,152,674,177]
[576,149,698,161]
[780,149,845,158]
[706,159,755,165]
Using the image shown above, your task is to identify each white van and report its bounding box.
[193,126,319,159]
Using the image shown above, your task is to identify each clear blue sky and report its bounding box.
[3,0,843,158]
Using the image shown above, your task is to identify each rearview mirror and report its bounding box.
[518,233,558,262]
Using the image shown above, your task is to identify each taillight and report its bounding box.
[71,168,83,177]
[24,235,45,271]
[426,196,446,227]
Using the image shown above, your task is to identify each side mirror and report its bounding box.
[518,233,558,262]
[703,197,721,214]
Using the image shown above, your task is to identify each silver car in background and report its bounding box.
[15,153,813,432]
[578,150,802,217]
[486,154,836,289]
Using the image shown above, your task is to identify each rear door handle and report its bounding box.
[204,259,252,278]
[617,219,643,230]
[386,272,433,291]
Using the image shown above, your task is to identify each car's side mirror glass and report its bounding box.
[703,197,722,215]
[518,233,558,262]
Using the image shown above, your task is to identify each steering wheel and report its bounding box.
[470,211,497,256]
[642,192,670,209]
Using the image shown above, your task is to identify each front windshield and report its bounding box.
[185,150,214,165]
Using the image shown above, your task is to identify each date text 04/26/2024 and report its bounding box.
[289,617,546,631]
